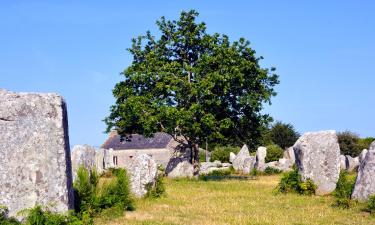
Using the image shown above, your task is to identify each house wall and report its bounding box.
[112,148,174,170]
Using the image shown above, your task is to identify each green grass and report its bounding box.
[95,175,374,225]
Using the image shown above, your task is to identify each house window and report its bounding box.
[113,156,118,166]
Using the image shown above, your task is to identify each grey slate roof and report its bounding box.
[101,132,173,150]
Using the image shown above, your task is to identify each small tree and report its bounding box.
[105,10,279,169]
[263,121,300,149]
[338,131,362,157]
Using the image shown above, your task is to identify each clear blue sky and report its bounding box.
[1,1,374,147]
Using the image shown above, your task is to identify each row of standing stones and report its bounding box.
[1,89,375,218]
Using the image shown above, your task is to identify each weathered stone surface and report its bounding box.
[359,149,368,165]
[293,130,340,195]
[339,155,347,171]
[345,155,359,172]
[0,89,73,217]
[200,161,222,174]
[221,163,231,168]
[243,156,256,174]
[255,146,267,172]
[129,154,158,198]
[71,145,96,181]
[166,160,194,178]
[229,152,236,163]
[95,148,114,174]
[370,141,375,150]
[283,147,295,164]
[352,149,375,201]
[232,145,250,172]
[265,158,293,172]
[104,148,115,169]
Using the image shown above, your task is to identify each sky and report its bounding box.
[1,1,374,147]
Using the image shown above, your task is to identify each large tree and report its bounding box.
[105,10,279,167]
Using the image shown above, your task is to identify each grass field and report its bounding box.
[96,175,375,225]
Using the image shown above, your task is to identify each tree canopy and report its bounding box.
[105,10,279,164]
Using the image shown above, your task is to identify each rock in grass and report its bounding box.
[0,89,73,218]
[243,156,256,174]
[339,155,347,170]
[129,154,158,198]
[345,155,359,172]
[166,159,194,178]
[255,146,267,172]
[283,147,295,164]
[229,152,236,163]
[359,149,368,165]
[71,145,96,181]
[293,130,340,195]
[352,149,375,201]
[232,145,250,172]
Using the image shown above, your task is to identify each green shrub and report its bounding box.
[145,176,166,199]
[199,169,232,181]
[357,137,375,151]
[210,146,240,163]
[264,167,282,175]
[367,195,375,214]
[250,168,259,177]
[277,167,316,195]
[265,144,283,163]
[0,206,20,225]
[262,121,300,149]
[73,167,98,215]
[338,131,362,157]
[22,206,83,225]
[332,170,356,209]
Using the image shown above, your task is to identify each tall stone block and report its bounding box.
[71,145,96,181]
[293,130,340,195]
[0,89,73,217]
[352,149,375,201]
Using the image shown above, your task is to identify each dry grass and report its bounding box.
[96,175,374,225]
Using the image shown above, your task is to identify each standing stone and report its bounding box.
[166,160,194,178]
[255,146,267,172]
[293,130,340,195]
[71,145,96,181]
[243,156,256,174]
[370,141,375,150]
[359,149,368,165]
[95,149,105,174]
[283,147,295,164]
[232,145,250,171]
[129,154,158,198]
[0,89,73,217]
[339,155,347,171]
[229,152,237,163]
[104,148,115,169]
[352,149,375,201]
[345,155,359,172]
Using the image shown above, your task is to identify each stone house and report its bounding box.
[101,131,180,169]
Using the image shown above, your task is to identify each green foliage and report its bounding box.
[338,131,362,157]
[210,146,240,163]
[199,169,232,181]
[0,206,20,225]
[73,167,98,215]
[264,167,282,175]
[22,206,83,225]
[105,10,279,162]
[263,121,300,149]
[332,171,356,209]
[250,168,259,177]
[277,167,316,195]
[357,137,375,151]
[367,195,375,214]
[145,176,166,199]
[265,144,283,163]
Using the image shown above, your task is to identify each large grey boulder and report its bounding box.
[232,145,250,171]
[243,156,256,174]
[71,145,96,181]
[339,155,347,171]
[255,146,267,172]
[265,158,293,172]
[345,155,359,172]
[352,149,375,201]
[200,161,222,174]
[166,160,194,178]
[129,154,158,198]
[359,149,368,165]
[0,89,73,217]
[293,130,340,195]
[95,148,115,174]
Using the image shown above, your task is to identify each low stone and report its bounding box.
[221,163,232,168]
[232,145,250,172]
[200,161,222,174]
[345,155,359,172]
[283,147,295,164]
[243,156,256,174]
[71,145,96,181]
[229,152,236,163]
[128,154,158,198]
[255,146,267,172]
[352,149,375,201]
[166,160,194,178]
[293,130,340,195]
[339,155,347,171]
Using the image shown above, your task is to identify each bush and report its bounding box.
[338,131,362,157]
[199,169,232,181]
[264,167,282,175]
[0,206,20,225]
[250,168,259,177]
[332,171,356,209]
[210,146,240,163]
[357,137,375,151]
[367,195,375,214]
[22,205,83,225]
[277,167,316,195]
[263,121,300,149]
[73,167,98,215]
[265,144,284,163]
[145,176,166,199]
